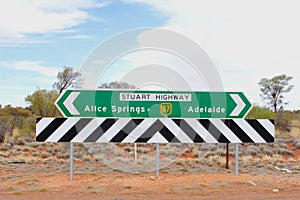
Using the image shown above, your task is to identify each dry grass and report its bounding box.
[0,143,13,151]
[276,119,300,138]
[288,127,300,137]
[0,130,299,175]
[12,129,21,140]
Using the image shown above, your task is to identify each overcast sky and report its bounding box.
[0,0,299,110]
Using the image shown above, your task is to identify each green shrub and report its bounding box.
[246,106,275,119]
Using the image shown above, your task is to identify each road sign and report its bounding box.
[55,90,252,118]
[36,118,274,143]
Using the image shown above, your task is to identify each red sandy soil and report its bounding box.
[0,139,299,199]
[0,167,299,200]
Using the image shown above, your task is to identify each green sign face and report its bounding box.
[55,90,252,118]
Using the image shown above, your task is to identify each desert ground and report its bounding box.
[1,132,300,200]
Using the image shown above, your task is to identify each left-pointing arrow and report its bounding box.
[63,92,80,115]
[229,94,246,117]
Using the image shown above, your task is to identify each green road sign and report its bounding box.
[55,90,252,118]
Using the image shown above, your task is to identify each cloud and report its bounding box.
[0,37,53,47]
[0,0,109,42]
[123,0,300,109]
[91,59,106,65]
[0,60,57,77]
[64,34,94,40]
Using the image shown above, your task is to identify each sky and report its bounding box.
[0,0,299,110]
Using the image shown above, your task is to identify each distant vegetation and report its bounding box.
[246,105,299,134]
[0,105,34,142]
[0,66,81,143]
[52,66,83,94]
[258,74,293,112]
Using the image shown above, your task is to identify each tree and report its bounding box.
[25,88,61,117]
[0,106,31,142]
[258,74,293,112]
[53,66,83,94]
[0,116,13,143]
[98,81,136,89]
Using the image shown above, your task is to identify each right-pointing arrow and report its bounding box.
[63,92,80,115]
[229,94,246,117]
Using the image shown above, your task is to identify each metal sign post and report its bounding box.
[134,143,137,164]
[235,143,239,176]
[70,143,74,181]
[35,88,277,181]
[226,143,229,169]
[156,143,160,176]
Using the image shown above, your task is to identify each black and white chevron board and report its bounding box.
[36,118,274,143]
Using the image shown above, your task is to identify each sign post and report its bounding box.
[235,144,239,176]
[36,88,277,178]
[156,143,160,177]
[70,143,74,181]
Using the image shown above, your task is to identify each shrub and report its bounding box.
[295,141,300,149]
[275,111,292,133]
[14,138,26,145]
[0,143,12,151]
[41,152,51,158]
[82,155,92,162]
[176,158,186,166]
[274,147,294,156]
[246,106,275,119]
[0,132,4,143]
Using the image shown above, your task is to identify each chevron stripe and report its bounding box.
[97,118,132,142]
[199,119,230,143]
[223,119,254,143]
[183,119,218,143]
[172,119,204,142]
[110,119,144,142]
[135,120,180,143]
[36,118,67,141]
[232,119,265,143]
[247,120,274,142]
[58,118,92,142]
[84,118,117,142]
[122,118,157,143]
[71,118,106,142]
[36,118,275,143]
[36,118,55,137]
[211,119,242,143]
[46,118,80,142]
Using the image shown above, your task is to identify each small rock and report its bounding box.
[248,181,256,186]
[150,175,163,181]
[273,189,279,192]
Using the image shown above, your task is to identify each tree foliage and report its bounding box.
[0,106,32,142]
[53,66,83,94]
[258,74,293,112]
[0,116,13,142]
[246,105,275,119]
[25,89,61,117]
[25,67,83,118]
[98,81,136,89]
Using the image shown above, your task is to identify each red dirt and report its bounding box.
[180,151,194,159]
[1,140,299,199]
[287,143,294,149]
[0,165,299,200]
